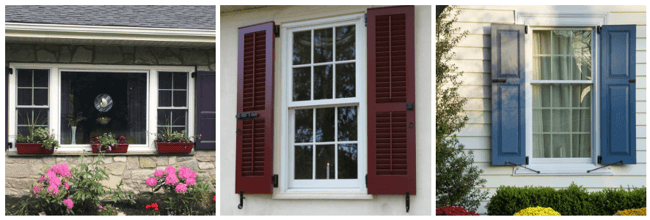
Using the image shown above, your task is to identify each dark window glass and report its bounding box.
[336,25,356,61]
[314,28,333,63]
[293,31,312,65]
[293,67,311,101]
[337,106,358,141]
[295,109,313,143]
[314,65,333,100]
[295,145,313,179]
[338,144,358,179]
[336,63,356,98]
[315,145,335,179]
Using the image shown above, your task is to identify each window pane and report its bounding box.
[533,57,551,80]
[34,89,48,106]
[293,67,311,101]
[316,108,334,142]
[337,144,358,179]
[336,25,355,61]
[551,85,571,107]
[314,28,333,63]
[159,72,172,89]
[572,110,591,132]
[572,134,591,157]
[33,70,49,87]
[17,69,32,87]
[59,72,147,144]
[173,72,188,89]
[295,109,313,143]
[17,89,32,105]
[533,30,592,81]
[553,134,571,158]
[158,109,187,126]
[314,65,333,100]
[159,91,172,107]
[552,31,572,55]
[572,85,591,107]
[294,145,313,179]
[336,63,356,98]
[17,108,48,126]
[533,30,551,54]
[337,106,357,141]
[315,144,335,179]
[173,91,187,107]
[293,30,311,65]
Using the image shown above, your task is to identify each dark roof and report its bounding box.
[6,5,215,30]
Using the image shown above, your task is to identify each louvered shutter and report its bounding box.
[490,24,526,166]
[600,25,637,164]
[235,21,275,194]
[367,5,416,195]
[5,67,10,150]
[195,71,216,150]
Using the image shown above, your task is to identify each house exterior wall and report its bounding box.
[4,43,216,196]
[449,5,646,213]
[220,6,432,215]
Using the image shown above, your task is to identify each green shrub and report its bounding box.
[487,183,646,215]
[69,152,110,213]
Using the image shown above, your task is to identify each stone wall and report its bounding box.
[5,43,216,71]
[5,151,215,196]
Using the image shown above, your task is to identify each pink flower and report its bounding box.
[154,170,164,178]
[47,184,59,194]
[175,183,187,193]
[33,185,42,194]
[38,176,47,182]
[108,146,112,151]
[146,177,157,187]
[62,198,74,210]
[98,205,103,209]
[165,166,176,175]
[165,173,179,185]
[189,171,197,179]
[185,178,196,186]
[63,182,70,190]
[45,172,61,186]
[178,166,191,179]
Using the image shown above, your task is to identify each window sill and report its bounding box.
[272,192,373,200]
[513,164,614,175]
[6,149,195,157]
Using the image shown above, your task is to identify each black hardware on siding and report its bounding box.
[598,156,602,164]
[492,79,507,83]
[6,67,13,75]
[630,79,636,83]
[191,72,197,78]
[525,156,529,165]
[505,161,540,174]
[406,103,415,111]
[405,192,410,213]
[525,25,528,34]
[275,25,280,38]
[365,13,367,27]
[365,174,368,188]
[587,160,623,173]
[597,26,602,34]
[7,143,12,149]
[238,191,245,209]
[236,112,259,120]
[272,174,278,188]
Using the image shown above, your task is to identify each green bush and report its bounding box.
[487,183,646,215]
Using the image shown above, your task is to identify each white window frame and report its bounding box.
[7,63,195,154]
[516,12,613,175]
[279,13,369,195]
[157,72,191,133]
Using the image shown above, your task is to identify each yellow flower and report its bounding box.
[514,206,561,216]
[614,208,646,216]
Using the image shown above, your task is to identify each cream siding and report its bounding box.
[220,5,431,215]
[450,5,646,214]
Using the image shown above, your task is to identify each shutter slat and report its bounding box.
[367,5,416,195]
[601,25,637,164]
[236,21,275,194]
[490,24,526,166]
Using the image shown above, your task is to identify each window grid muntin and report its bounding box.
[531,28,594,159]
[16,69,50,134]
[158,72,189,132]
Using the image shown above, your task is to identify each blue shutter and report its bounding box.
[600,25,636,164]
[491,24,526,166]
[195,71,215,150]
[5,67,10,150]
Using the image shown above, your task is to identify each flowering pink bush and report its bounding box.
[154,170,164,178]
[32,163,74,213]
[176,183,187,193]
[165,166,176,175]
[185,178,196,186]
[164,173,179,185]
[146,177,158,187]
[145,166,205,213]
[62,198,74,210]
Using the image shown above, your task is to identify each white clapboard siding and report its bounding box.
[463,111,491,124]
[638,26,646,38]
[457,124,490,137]
[458,73,491,86]
[637,101,646,113]
[638,64,646,75]
[637,89,646,101]
[458,86,490,98]
[637,113,646,125]
[638,139,646,151]
[637,51,646,63]
[450,60,490,72]
[451,47,491,60]
[452,22,492,35]
[638,76,646,88]
[637,126,646,138]
[456,9,514,23]
[463,98,491,111]
[638,38,646,51]
[609,12,646,25]
[458,137,491,150]
[456,34,490,48]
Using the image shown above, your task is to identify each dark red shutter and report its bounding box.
[195,71,215,150]
[236,21,275,194]
[367,5,416,195]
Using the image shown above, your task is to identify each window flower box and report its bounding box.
[16,143,55,154]
[156,142,194,153]
[90,136,129,153]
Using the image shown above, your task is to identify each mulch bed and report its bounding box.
[5,195,215,216]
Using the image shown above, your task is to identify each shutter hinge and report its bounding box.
[526,156,529,165]
[629,79,636,83]
[272,174,278,188]
[275,25,280,38]
[525,25,528,34]
[365,13,367,27]
[406,103,415,111]
[191,72,196,78]
[405,191,410,213]
[6,67,13,75]
[7,142,12,149]
[597,26,602,34]
[365,174,368,188]
[238,190,245,209]
[236,112,259,120]
[598,155,602,164]
[492,79,507,83]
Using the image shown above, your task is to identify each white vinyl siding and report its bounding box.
[449,5,646,214]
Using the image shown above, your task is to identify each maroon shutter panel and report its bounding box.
[367,5,416,195]
[236,21,275,194]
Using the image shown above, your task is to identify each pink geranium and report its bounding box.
[146,177,158,187]
[62,198,74,210]
[154,170,164,178]
[185,178,196,186]
[165,166,176,175]
[175,183,187,193]
[164,173,179,185]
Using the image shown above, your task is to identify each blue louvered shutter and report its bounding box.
[195,71,216,150]
[491,24,526,166]
[600,25,636,164]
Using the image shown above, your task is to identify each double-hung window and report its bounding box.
[284,15,367,191]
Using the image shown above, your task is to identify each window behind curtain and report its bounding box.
[532,30,593,158]
[16,69,49,137]
[158,72,189,135]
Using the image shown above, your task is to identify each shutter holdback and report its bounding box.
[238,191,245,209]
[505,159,540,174]
[405,191,410,213]
[587,157,623,173]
